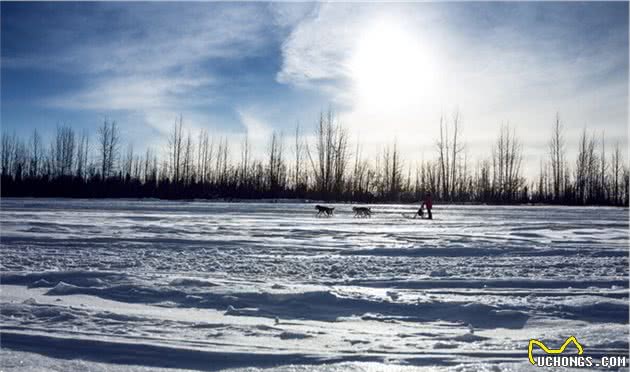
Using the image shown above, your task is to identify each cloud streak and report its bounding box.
[1,2,627,177]
[276,2,628,173]
[4,3,275,138]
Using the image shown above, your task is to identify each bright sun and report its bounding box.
[348,20,437,113]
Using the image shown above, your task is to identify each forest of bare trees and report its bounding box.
[1,111,628,206]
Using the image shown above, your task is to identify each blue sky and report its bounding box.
[1,2,627,174]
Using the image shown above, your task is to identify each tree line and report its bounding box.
[1,111,628,206]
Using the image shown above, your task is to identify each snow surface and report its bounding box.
[1,198,628,371]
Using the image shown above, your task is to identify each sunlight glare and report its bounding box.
[348,20,438,113]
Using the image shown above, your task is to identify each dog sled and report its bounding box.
[314,204,431,220]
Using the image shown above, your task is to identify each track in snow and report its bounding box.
[1,198,628,371]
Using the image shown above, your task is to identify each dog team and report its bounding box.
[315,192,433,219]
[315,205,371,218]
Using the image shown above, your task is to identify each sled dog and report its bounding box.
[352,206,372,218]
[315,205,335,217]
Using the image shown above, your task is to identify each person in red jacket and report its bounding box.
[418,192,433,219]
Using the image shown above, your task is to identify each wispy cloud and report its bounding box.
[5,3,270,74]
[46,75,214,112]
[238,109,274,158]
[276,4,357,99]
[276,2,628,169]
[2,2,627,176]
[6,3,274,137]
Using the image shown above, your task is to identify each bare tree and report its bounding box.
[1,131,16,177]
[267,131,285,194]
[3,110,628,205]
[307,110,348,198]
[380,141,402,200]
[575,128,598,204]
[240,134,251,186]
[437,115,448,199]
[492,123,523,201]
[50,124,76,177]
[475,158,492,201]
[143,147,155,183]
[610,142,622,204]
[332,120,349,197]
[196,129,214,185]
[75,130,89,179]
[12,138,27,181]
[351,138,370,197]
[586,134,599,203]
[98,120,120,178]
[450,111,462,198]
[436,111,464,200]
[623,165,630,206]
[168,116,184,182]
[214,137,229,185]
[548,114,565,201]
[132,152,142,180]
[182,131,193,184]
[28,129,42,178]
[293,123,304,190]
[536,158,548,201]
[307,112,330,195]
[207,132,215,184]
[123,143,134,179]
[599,131,607,202]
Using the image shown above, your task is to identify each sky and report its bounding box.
[1,2,628,178]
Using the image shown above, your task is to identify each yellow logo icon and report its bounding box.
[528,336,584,365]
